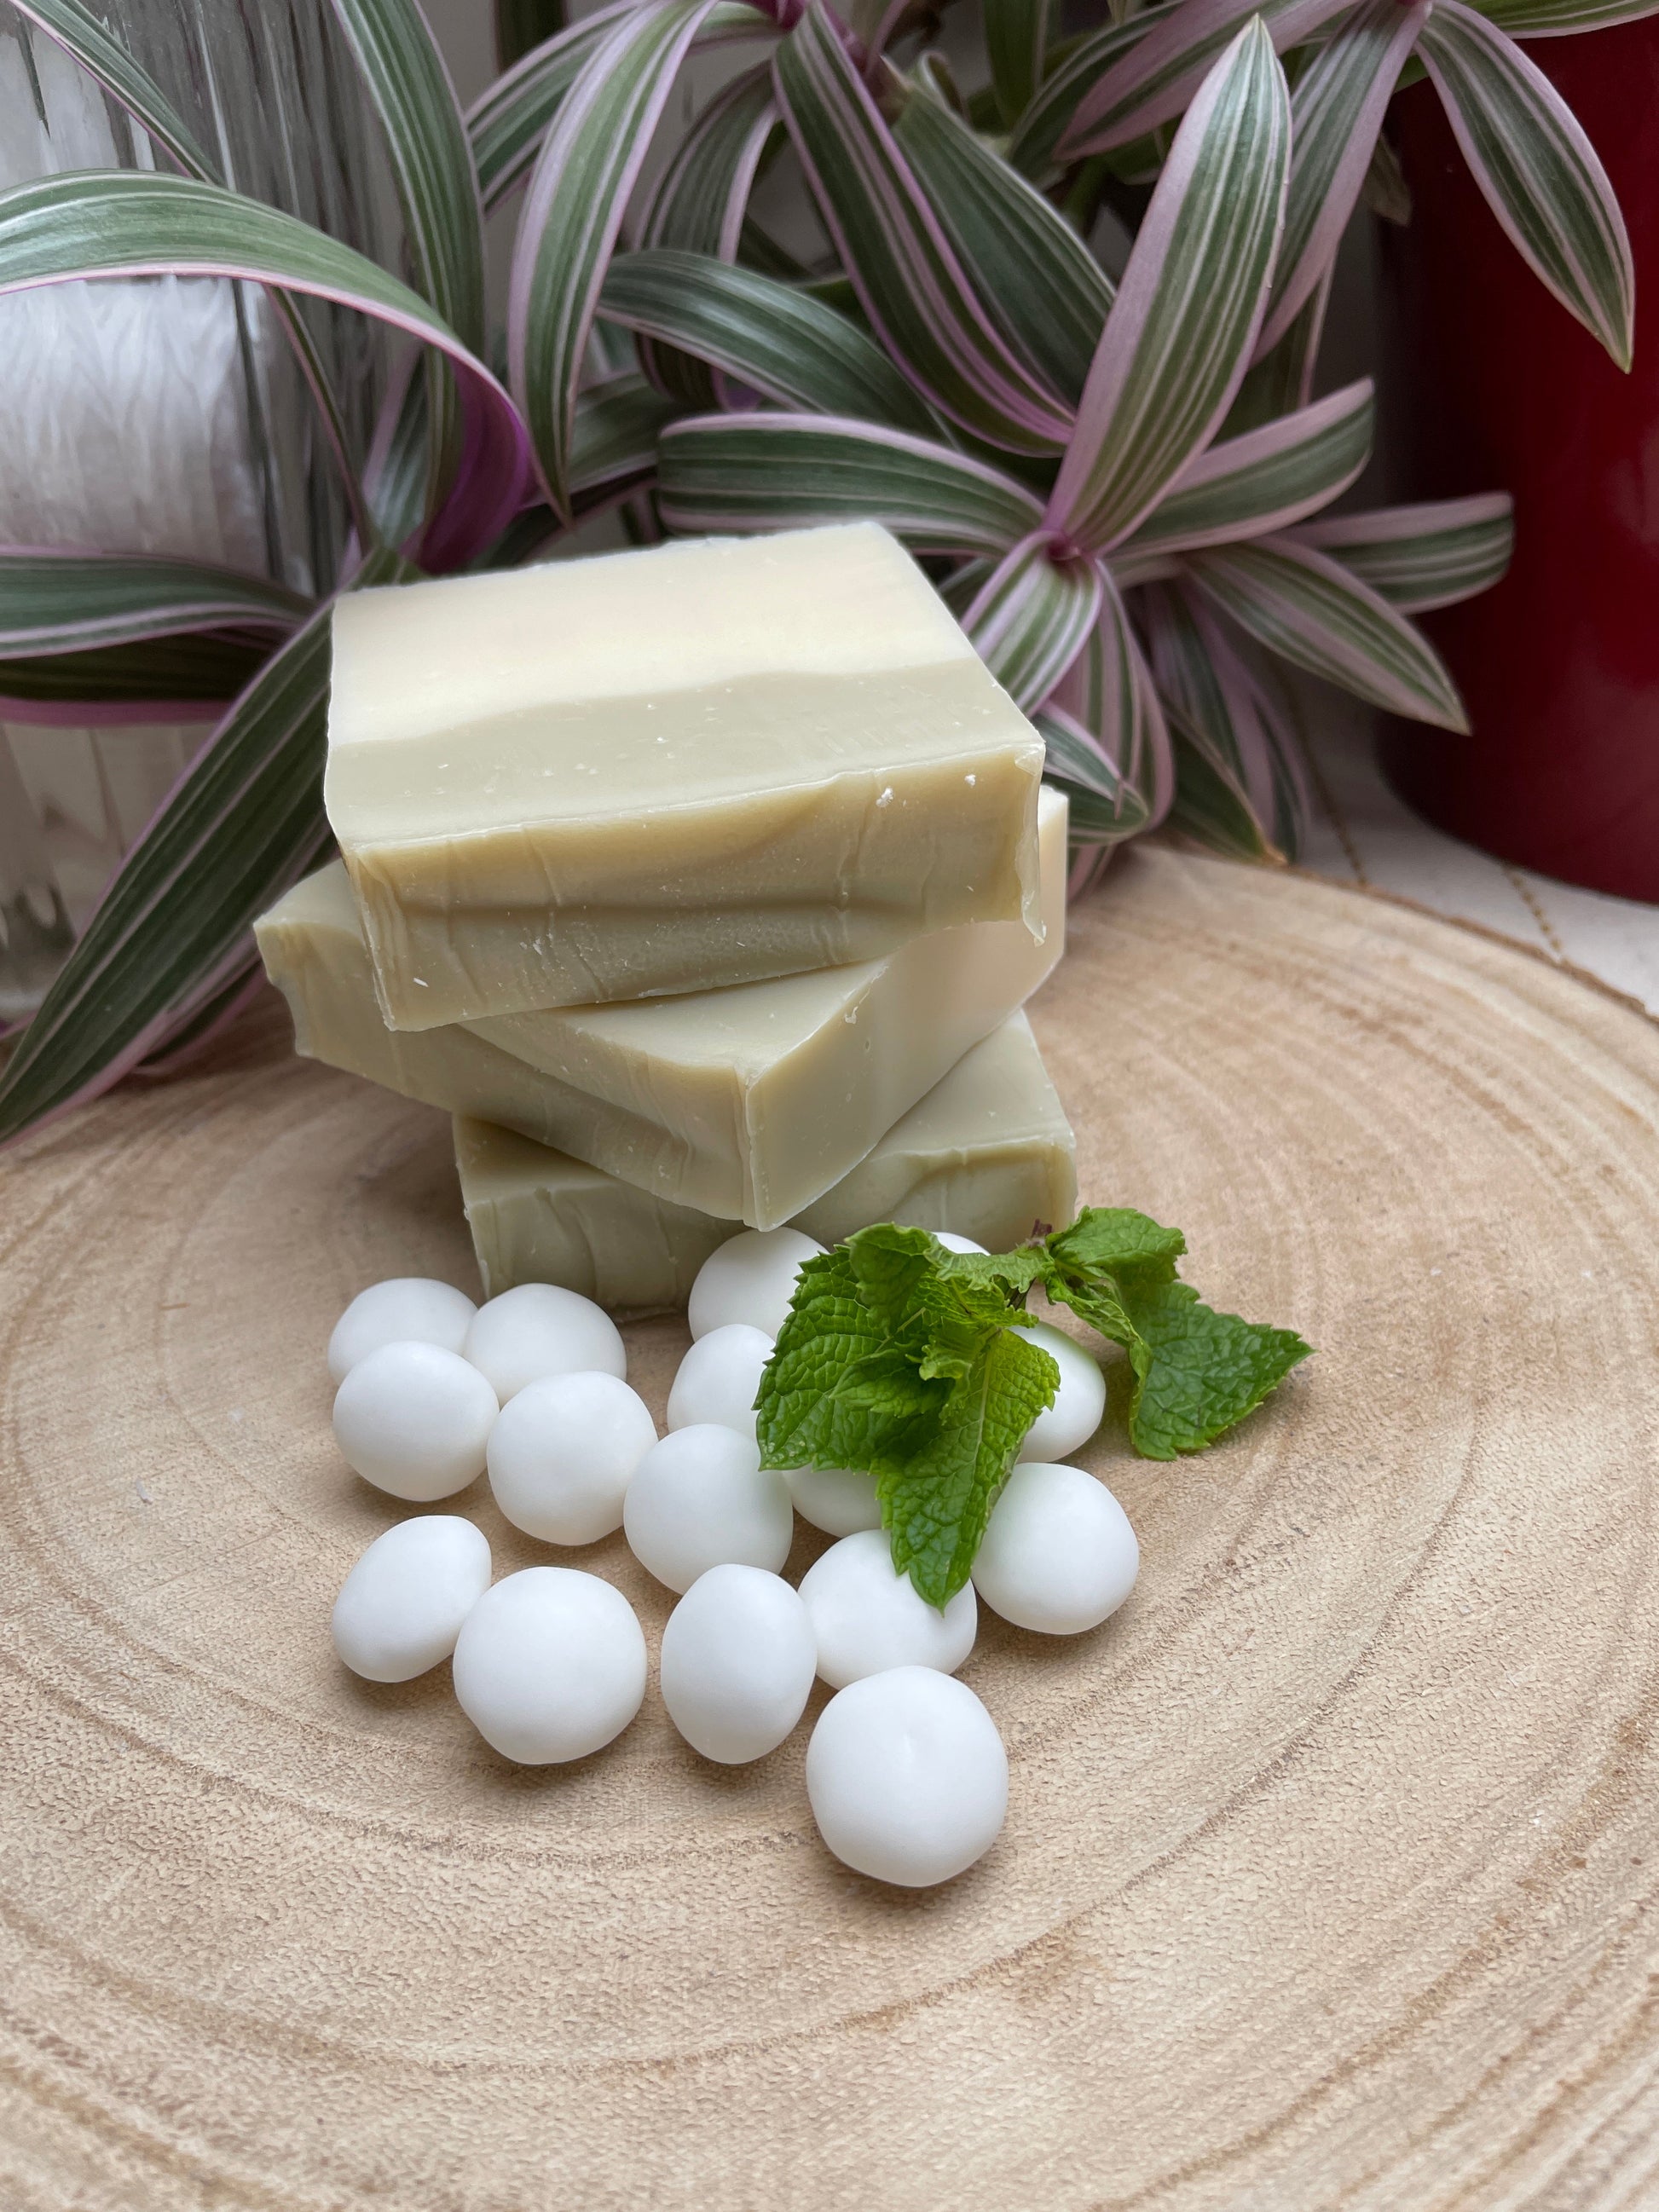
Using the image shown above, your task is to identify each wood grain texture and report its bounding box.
[2,847,1657,2212]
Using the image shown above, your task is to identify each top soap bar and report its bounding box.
[324,522,1044,1031]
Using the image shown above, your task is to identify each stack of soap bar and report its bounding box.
[454,1012,1078,1309]
[255,787,1067,1229]
[324,521,1045,1028]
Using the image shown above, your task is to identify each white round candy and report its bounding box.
[623,1424,795,1593]
[973,1462,1140,1634]
[451,1566,646,1764]
[332,1341,498,1502]
[806,1666,1009,1886]
[783,1463,882,1538]
[1013,1320,1107,1461]
[659,1564,818,1764]
[666,1323,773,1440]
[933,1233,987,1255]
[487,1371,657,1545]
[462,1283,627,1402]
[330,1515,492,1682]
[327,1277,477,1383]
[797,1528,977,1689]
[688,1227,826,1341]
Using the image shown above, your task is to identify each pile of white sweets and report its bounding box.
[328,1229,1140,1888]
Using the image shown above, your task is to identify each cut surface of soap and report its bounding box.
[255,788,1068,1230]
[454,1012,1078,1309]
[324,521,1045,1029]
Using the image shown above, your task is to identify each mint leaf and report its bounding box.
[1047,1207,1187,1278]
[755,1249,945,1475]
[877,1327,1059,1607]
[1113,1277,1310,1460]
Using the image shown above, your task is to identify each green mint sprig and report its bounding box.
[754,1210,1311,1608]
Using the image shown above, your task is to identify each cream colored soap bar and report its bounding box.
[255,789,1067,1230]
[454,1012,1077,1308]
[325,521,1045,1030]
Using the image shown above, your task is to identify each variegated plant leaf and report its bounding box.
[0,556,396,1144]
[893,71,1114,403]
[773,4,1074,453]
[495,0,569,70]
[1004,9,1173,177]
[0,170,530,563]
[985,0,1052,124]
[1256,0,1429,357]
[1037,706,1155,846]
[636,64,777,407]
[1141,578,1287,857]
[1362,128,1413,226]
[1185,534,1469,727]
[1057,0,1351,159]
[1223,264,1329,435]
[1292,494,1516,611]
[0,635,275,721]
[962,536,1103,712]
[656,413,1043,551]
[1049,573,1176,829]
[1122,378,1373,557]
[509,0,721,523]
[1471,0,1659,35]
[1049,20,1290,555]
[599,249,936,431]
[1419,0,1634,366]
[0,551,309,655]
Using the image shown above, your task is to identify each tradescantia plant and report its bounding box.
[0,0,1648,1143]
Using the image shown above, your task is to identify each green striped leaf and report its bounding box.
[0,552,309,656]
[0,636,273,716]
[1186,534,1469,728]
[1471,0,1659,34]
[1004,11,1172,178]
[1049,20,1290,554]
[0,552,400,1144]
[635,64,777,407]
[1257,0,1429,356]
[986,0,1052,125]
[656,413,1043,552]
[1036,707,1155,846]
[893,72,1114,404]
[1419,0,1634,367]
[774,3,1074,453]
[571,373,682,496]
[1223,267,1329,436]
[1142,580,1285,858]
[1046,573,1174,830]
[600,249,935,431]
[1292,494,1515,611]
[1123,379,1373,557]
[962,537,1103,713]
[508,0,718,522]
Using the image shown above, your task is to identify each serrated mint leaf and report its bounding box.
[932,1243,1051,1299]
[1047,1207,1186,1278]
[1115,1277,1310,1459]
[755,1249,944,1473]
[877,1327,1059,1607]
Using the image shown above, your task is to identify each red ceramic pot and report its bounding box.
[1379,20,1659,901]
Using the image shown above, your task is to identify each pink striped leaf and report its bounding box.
[1470,0,1659,33]
[1057,0,1352,159]
[636,63,778,407]
[0,551,309,655]
[1048,20,1290,556]
[656,413,1043,552]
[962,537,1104,713]
[1184,534,1469,727]
[1255,0,1430,358]
[509,0,721,523]
[1004,9,1175,178]
[773,3,1075,453]
[1141,579,1292,858]
[1289,494,1515,611]
[1419,0,1633,366]
[0,546,411,1146]
[1223,263,1330,435]
[985,0,1051,124]
[1121,378,1373,557]
[1046,574,1176,834]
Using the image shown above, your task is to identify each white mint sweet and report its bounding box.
[798,1528,977,1689]
[784,1463,883,1538]
[327,1277,477,1383]
[688,1227,825,1341]
[487,1371,657,1545]
[462,1282,627,1402]
[934,1233,988,1255]
[973,1462,1140,1634]
[666,1322,773,1440]
[330,1515,492,1682]
[623,1424,795,1593]
[658,1564,818,1764]
[806,1666,1009,1886]
[451,1566,646,1764]
[332,1340,498,1501]
[1013,1320,1107,1461]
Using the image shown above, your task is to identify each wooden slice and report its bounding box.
[3,848,1658,2212]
